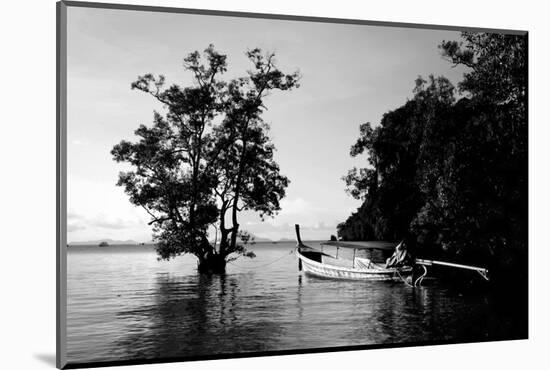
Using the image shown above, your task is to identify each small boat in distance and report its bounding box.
[294,224,412,281]
[98,241,110,247]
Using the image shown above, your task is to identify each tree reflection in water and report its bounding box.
[114,272,286,361]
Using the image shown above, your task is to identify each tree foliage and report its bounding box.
[339,32,527,284]
[112,45,299,272]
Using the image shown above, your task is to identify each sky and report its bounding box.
[66,6,467,243]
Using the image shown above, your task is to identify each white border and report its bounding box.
[2,1,548,369]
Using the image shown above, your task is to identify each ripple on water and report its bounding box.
[66,243,517,364]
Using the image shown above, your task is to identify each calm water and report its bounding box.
[67,242,520,364]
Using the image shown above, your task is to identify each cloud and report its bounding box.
[240,220,338,241]
[66,209,146,233]
[91,217,135,230]
[278,197,312,215]
[231,196,348,240]
[267,197,321,226]
[66,177,153,241]
[67,211,87,232]
[67,211,84,220]
[71,139,88,145]
[67,223,86,232]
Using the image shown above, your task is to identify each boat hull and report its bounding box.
[297,248,411,281]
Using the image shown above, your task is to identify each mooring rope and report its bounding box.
[476,269,490,281]
[227,249,295,271]
[414,265,428,287]
[395,268,414,287]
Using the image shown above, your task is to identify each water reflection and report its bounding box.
[67,244,526,364]
[297,275,304,321]
[114,272,287,361]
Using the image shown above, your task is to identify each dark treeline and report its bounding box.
[338,32,527,287]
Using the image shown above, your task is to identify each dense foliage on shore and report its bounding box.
[338,32,527,286]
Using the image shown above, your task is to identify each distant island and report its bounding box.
[67,234,316,247]
[251,236,297,243]
[67,238,152,246]
[67,234,325,247]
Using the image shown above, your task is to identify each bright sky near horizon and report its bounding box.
[66,6,467,243]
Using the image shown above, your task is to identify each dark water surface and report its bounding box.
[67,242,520,364]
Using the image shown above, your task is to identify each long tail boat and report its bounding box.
[294,224,489,285]
[294,224,412,281]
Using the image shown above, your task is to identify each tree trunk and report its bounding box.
[197,253,227,274]
[218,202,230,257]
[230,138,247,251]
